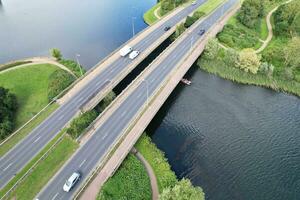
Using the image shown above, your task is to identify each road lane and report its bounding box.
[37,1,238,199]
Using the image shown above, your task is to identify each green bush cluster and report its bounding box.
[0,87,17,139]
[273,0,300,37]
[237,0,265,28]
[217,24,261,49]
[47,70,75,101]
[59,59,86,77]
[98,155,151,200]
[66,110,98,139]
[160,0,189,15]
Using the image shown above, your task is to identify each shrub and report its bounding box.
[66,110,98,139]
[237,48,261,74]
[50,48,62,61]
[47,70,75,101]
[59,59,86,77]
[237,0,265,28]
[0,87,17,139]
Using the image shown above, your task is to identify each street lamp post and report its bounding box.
[76,54,83,77]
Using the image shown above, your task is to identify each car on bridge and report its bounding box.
[198,29,205,36]
[129,50,140,60]
[63,172,81,192]
[120,45,133,57]
[164,26,171,31]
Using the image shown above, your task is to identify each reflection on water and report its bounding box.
[150,67,300,200]
[0,0,156,68]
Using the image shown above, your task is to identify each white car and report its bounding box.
[192,1,197,5]
[63,172,81,192]
[119,45,132,57]
[129,50,140,60]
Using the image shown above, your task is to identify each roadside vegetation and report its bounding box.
[199,0,300,97]
[0,61,32,72]
[98,134,205,200]
[50,48,86,77]
[144,3,161,25]
[98,154,152,200]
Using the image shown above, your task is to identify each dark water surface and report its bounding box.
[149,67,300,200]
[0,0,155,68]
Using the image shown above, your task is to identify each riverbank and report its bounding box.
[98,134,205,199]
[199,0,300,97]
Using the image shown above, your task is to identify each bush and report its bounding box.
[47,70,75,101]
[237,0,265,28]
[98,155,151,200]
[0,87,17,139]
[95,91,116,113]
[59,59,86,77]
[66,110,98,139]
[50,48,62,61]
[237,48,261,74]
[160,179,205,200]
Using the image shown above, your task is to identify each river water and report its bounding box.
[0,0,155,68]
[1,0,299,199]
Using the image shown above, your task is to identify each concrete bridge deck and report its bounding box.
[36,1,240,199]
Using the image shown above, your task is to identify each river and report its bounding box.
[1,0,299,199]
[0,0,155,68]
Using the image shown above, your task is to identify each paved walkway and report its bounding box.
[132,148,159,200]
[256,0,293,53]
[0,57,76,77]
[154,7,161,20]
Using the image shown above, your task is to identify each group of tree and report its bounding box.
[159,179,205,200]
[273,0,300,37]
[0,87,17,140]
[237,0,265,28]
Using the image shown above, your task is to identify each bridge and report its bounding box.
[36,0,240,199]
[0,0,208,191]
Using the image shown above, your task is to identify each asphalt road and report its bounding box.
[36,0,238,199]
[0,0,208,191]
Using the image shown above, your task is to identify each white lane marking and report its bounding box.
[51,192,59,200]
[33,136,41,143]
[150,78,155,83]
[102,133,108,140]
[121,111,126,117]
[137,93,142,98]
[96,81,102,87]
[79,159,86,168]
[3,163,13,171]
[58,114,64,120]
[110,68,116,73]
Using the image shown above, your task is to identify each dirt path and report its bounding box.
[256,0,293,53]
[0,57,76,77]
[132,148,159,200]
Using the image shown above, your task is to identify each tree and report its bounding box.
[0,87,17,139]
[50,48,62,61]
[283,37,300,68]
[259,62,274,77]
[224,48,239,67]
[237,48,261,74]
[237,0,265,28]
[159,179,205,200]
[171,23,186,41]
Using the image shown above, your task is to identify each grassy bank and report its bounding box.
[144,3,161,25]
[0,64,61,128]
[197,0,225,14]
[98,154,151,200]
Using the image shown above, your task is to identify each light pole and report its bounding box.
[131,17,136,37]
[141,79,149,107]
[76,54,83,77]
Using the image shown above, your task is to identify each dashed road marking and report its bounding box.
[3,163,13,171]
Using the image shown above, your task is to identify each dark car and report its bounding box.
[164,26,171,31]
[198,29,205,36]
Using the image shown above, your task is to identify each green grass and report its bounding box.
[0,64,62,128]
[135,134,177,192]
[98,154,151,200]
[0,103,59,157]
[0,61,32,72]
[0,129,78,199]
[196,0,225,14]
[8,135,78,200]
[143,3,161,25]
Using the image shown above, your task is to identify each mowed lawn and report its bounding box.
[0,64,60,128]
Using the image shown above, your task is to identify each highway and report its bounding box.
[36,0,238,199]
[0,0,207,190]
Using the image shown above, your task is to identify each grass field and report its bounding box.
[143,3,161,25]
[98,154,151,200]
[0,64,62,128]
[197,0,225,14]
